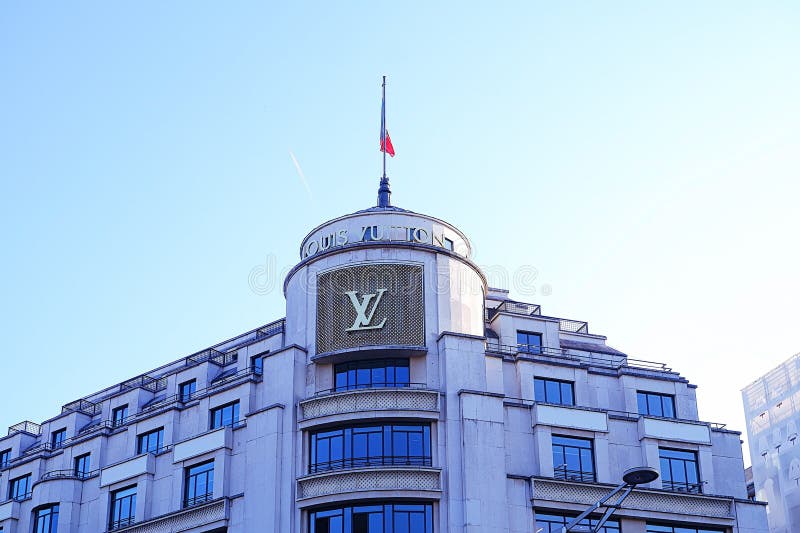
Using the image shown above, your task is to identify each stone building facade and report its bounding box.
[0,194,767,532]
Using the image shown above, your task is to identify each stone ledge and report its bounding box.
[297,466,442,503]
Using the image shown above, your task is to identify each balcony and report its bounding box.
[297,466,441,507]
[486,341,670,372]
[7,420,41,436]
[299,386,439,427]
[531,477,733,520]
[107,497,228,533]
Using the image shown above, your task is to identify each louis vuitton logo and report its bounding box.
[345,288,388,331]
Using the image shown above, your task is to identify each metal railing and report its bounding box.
[209,367,262,389]
[8,420,41,436]
[662,480,703,494]
[184,492,214,509]
[62,398,102,416]
[109,517,136,531]
[312,382,429,397]
[559,318,589,334]
[40,468,100,482]
[554,465,595,483]
[486,341,671,372]
[310,455,433,474]
[121,375,167,394]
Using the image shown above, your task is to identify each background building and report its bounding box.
[742,352,800,533]
[0,186,767,532]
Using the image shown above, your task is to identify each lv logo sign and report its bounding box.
[345,289,388,331]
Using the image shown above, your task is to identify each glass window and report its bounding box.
[51,428,66,449]
[552,435,595,482]
[210,401,240,429]
[517,331,542,354]
[310,423,431,473]
[179,379,197,402]
[534,378,575,405]
[184,460,214,507]
[309,502,433,533]
[334,359,411,391]
[109,485,136,530]
[137,427,164,454]
[75,453,91,478]
[33,504,59,533]
[535,511,619,533]
[660,448,701,493]
[646,524,724,533]
[444,237,455,251]
[112,405,128,427]
[251,354,266,375]
[9,474,31,500]
[0,448,10,468]
[637,391,676,418]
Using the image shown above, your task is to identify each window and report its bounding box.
[33,504,59,533]
[9,474,31,500]
[210,401,240,429]
[517,331,542,354]
[535,511,619,533]
[637,391,676,418]
[444,237,455,251]
[0,449,10,468]
[552,435,595,482]
[251,354,265,375]
[51,428,66,449]
[109,485,137,529]
[647,524,723,533]
[112,405,128,427]
[179,379,197,403]
[534,378,574,405]
[184,460,214,507]
[137,427,164,454]
[660,448,701,493]
[310,503,433,533]
[75,453,91,478]
[310,423,431,473]
[334,359,410,391]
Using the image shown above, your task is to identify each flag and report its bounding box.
[380,94,395,157]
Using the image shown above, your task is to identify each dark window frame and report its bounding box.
[310,502,433,533]
[109,485,137,530]
[534,377,575,406]
[33,503,60,533]
[112,405,129,428]
[184,460,214,508]
[552,435,595,482]
[251,351,268,375]
[50,428,67,449]
[334,359,411,391]
[137,427,165,454]
[646,523,724,533]
[0,448,10,468]
[9,473,31,500]
[517,330,543,354]
[535,510,620,533]
[179,379,197,403]
[637,391,676,418]
[74,453,91,478]
[659,447,702,494]
[210,400,240,429]
[310,423,432,473]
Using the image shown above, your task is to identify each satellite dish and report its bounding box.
[622,466,659,485]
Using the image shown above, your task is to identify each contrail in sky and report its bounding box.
[289,150,313,200]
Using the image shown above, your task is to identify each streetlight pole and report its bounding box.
[560,467,659,533]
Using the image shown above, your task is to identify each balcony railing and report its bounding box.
[40,468,100,482]
[313,382,428,397]
[554,465,595,483]
[62,398,102,416]
[8,420,41,436]
[121,375,167,394]
[109,517,136,531]
[486,341,671,372]
[310,455,433,474]
[184,492,214,509]
[662,480,703,494]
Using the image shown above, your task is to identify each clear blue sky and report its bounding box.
[1,2,798,463]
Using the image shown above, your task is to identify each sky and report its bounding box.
[1,2,798,466]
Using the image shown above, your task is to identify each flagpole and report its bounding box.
[378,75,392,207]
